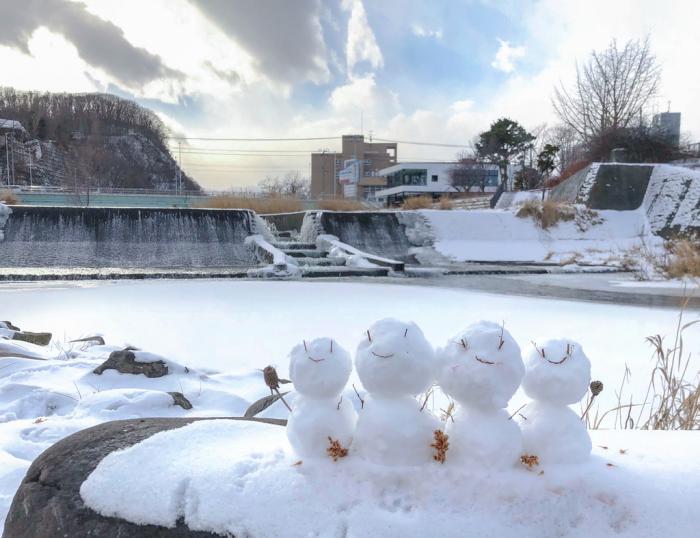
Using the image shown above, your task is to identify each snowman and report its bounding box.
[286,337,357,459]
[352,318,439,466]
[436,321,525,468]
[519,338,592,464]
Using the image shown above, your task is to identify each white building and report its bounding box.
[374,162,500,205]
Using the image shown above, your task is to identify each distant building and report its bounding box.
[652,112,681,147]
[374,162,500,206]
[310,135,397,199]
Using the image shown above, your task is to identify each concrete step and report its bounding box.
[294,257,346,266]
[272,242,316,250]
[284,249,325,258]
[302,266,390,278]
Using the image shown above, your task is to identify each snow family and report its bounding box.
[286,318,592,467]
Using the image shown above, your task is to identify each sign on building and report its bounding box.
[338,159,359,185]
[343,184,357,198]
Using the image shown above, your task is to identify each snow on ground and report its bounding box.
[1,280,699,529]
[611,277,700,289]
[80,419,700,537]
[420,208,660,264]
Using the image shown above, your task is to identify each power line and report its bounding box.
[167,135,341,142]
[373,137,469,148]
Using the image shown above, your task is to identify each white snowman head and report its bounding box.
[437,321,524,409]
[289,337,352,399]
[355,318,435,398]
[521,338,591,405]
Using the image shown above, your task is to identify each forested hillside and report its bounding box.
[0,88,199,191]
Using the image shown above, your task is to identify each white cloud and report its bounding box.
[491,39,526,73]
[412,24,443,40]
[343,0,383,75]
[329,74,399,116]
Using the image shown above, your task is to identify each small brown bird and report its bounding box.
[263,365,280,393]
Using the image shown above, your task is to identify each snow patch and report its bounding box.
[80,419,700,537]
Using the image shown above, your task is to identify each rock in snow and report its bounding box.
[93,349,169,378]
[4,418,283,538]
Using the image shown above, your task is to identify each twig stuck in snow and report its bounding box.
[352,383,365,409]
[508,403,527,421]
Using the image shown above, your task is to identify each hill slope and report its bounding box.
[0,88,199,191]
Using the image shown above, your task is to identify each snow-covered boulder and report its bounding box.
[4,417,284,538]
[93,349,170,378]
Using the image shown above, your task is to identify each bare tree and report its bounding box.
[553,36,661,143]
[258,175,284,196]
[281,170,309,198]
[449,153,493,193]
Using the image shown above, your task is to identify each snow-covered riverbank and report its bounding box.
[1,280,699,529]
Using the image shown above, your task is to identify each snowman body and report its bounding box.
[286,337,357,459]
[437,321,525,468]
[519,338,592,464]
[353,318,439,466]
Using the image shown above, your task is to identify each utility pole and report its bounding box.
[4,134,9,186]
[177,140,182,195]
[9,135,14,185]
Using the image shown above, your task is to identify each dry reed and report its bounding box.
[194,195,303,214]
[402,196,433,210]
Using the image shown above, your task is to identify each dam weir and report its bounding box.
[0,206,257,268]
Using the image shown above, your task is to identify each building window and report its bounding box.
[431,174,438,182]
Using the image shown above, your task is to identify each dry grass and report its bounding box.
[316,199,367,211]
[194,195,303,214]
[588,299,700,430]
[665,240,700,279]
[0,190,19,204]
[516,199,577,229]
[402,196,433,210]
[437,195,454,210]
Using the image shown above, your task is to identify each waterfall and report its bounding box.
[0,203,11,242]
[0,207,257,268]
[316,211,416,262]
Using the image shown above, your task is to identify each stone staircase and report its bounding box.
[269,230,391,278]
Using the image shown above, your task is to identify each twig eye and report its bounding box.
[404,328,408,338]
[303,340,307,352]
[367,330,372,342]
[330,340,333,353]
[531,341,545,358]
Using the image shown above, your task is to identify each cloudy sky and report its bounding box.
[0,0,697,189]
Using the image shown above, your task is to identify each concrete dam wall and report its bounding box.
[551,163,699,237]
[0,206,257,268]
[305,211,418,262]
